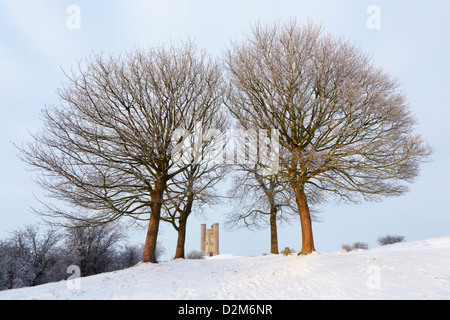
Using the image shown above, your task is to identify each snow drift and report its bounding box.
[1,236,449,300]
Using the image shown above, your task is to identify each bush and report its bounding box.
[0,225,64,290]
[63,223,126,276]
[0,223,154,291]
[341,242,369,252]
[185,250,205,259]
[377,234,405,246]
[114,244,144,269]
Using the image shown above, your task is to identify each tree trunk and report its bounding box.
[174,217,187,259]
[142,180,166,263]
[291,179,316,255]
[269,206,279,254]
[174,193,194,259]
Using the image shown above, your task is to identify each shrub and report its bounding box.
[185,250,205,259]
[0,225,64,290]
[377,234,405,246]
[63,223,125,276]
[341,242,369,252]
[0,223,153,291]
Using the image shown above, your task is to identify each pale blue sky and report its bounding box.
[1,0,449,258]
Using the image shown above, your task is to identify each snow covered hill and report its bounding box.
[1,237,450,300]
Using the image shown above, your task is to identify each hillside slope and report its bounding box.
[1,237,450,300]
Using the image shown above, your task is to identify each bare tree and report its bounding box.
[162,162,227,259]
[226,163,322,254]
[225,19,432,254]
[223,121,299,255]
[162,116,229,259]
[18,40,224,263]
[226,166,295,254]
[63,223,125,276]
[0,225,62,289]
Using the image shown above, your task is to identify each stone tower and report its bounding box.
[200,223,219,256]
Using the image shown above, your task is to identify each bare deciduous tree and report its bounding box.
[0,225,62,288]
[226,166,296,254]
[18,41,224,263]
[161,87,228,260]
[225,19,432,254]
[63,223,125,276]
[162,110,228,259]
[226,163,322,254]
[162,162,227,259]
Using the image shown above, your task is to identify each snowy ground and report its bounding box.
[1,237,449,300]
